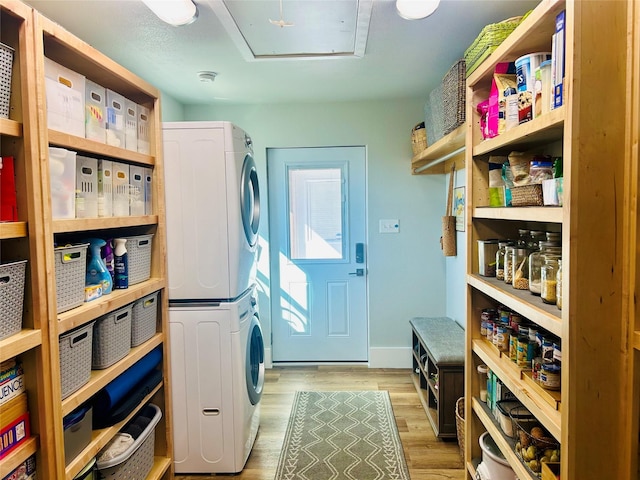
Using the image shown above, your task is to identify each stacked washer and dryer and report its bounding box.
[163,121,265,474]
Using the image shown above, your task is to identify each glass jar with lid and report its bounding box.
[495,241,513,281]
[546,231,562,243]
[556,259,563,310]
[541,255,561,304]
[528,230,546,251]
[516,229,530,248]
[504,246,515,284]
[529,241,562,295]
[512,247,530,290]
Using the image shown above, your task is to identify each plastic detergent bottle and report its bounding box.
[102,239,115,282]
[86,238,113,294]
[114,238,129,289]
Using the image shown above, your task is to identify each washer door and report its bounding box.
[241,154,260,248]
[246,314,265,405]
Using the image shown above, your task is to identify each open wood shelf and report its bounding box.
[0,222,28,239]
[0,329,42,363]
[0,117,22,137]
[412,123,466,174]
[0,437,38,478]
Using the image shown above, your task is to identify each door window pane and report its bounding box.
[288,167,344,259]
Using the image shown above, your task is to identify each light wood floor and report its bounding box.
[174,366,465,480]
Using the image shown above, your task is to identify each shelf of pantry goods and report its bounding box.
[47,129,155,167]
[473,338,561,441]
[0,437,38,479]
[471,398,538,480]
[468,274,561,337]
[56,278,165,333]
[411,123,466,175]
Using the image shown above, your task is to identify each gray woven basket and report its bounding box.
[131,291,159,347]
[0,42,14,118]
[122,234,153,285]
[442,59,466,135]
[59,322,94,399]
[424,83,444,145]
[0,260,27,341]
[55,244,89,314]
[96,404,161,480]
[92,305,132,369]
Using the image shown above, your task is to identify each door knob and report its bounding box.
[349,268,365,277]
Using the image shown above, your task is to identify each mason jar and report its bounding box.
[556,259,563,310]
[504,246,515,284]
[512,247,530,290]
[529,241,562,295]
[541,255,561,304]
[495,241,513,281]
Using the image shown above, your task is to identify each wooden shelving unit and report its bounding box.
[1,1,173,477]
[464,1,632,480]
[411,123,466,175]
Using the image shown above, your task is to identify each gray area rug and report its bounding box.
[274,391,411,480]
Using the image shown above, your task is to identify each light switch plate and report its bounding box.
[379,219,400,233]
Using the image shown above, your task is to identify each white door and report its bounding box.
[268,146,368,362]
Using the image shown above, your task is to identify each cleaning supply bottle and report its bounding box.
[102,239,115,282]
[114,238,128,289]
[85,238,113,294]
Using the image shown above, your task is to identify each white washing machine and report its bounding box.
[163,121,260,302]
[169,286,265,473]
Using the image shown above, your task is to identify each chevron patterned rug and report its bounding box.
[274,391,410,480]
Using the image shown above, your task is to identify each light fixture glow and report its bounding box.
[396,0,440,20]
[142,0,198,26]
[198,71,218,83]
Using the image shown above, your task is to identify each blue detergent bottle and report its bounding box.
[85,238,113,294]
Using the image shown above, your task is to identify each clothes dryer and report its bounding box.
[169,285,265,473]
[163,121,259,301]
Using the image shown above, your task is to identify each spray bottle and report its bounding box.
[114,238,128,289]
[85,238,112,294]
[102,239,115,283]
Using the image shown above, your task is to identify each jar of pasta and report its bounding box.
[541,255,561,304]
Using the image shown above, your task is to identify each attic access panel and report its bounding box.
[209,0,373,60]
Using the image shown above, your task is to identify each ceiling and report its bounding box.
[24,0,539,106]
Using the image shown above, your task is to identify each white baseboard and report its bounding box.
[368,347,412,369]
[264,346,413,369]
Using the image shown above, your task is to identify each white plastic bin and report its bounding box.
[85,79,106,143]
[44,57,85,137]
[112,162,130,217]
[136,105,150,154]
[129,165,145,216]
[97,159,113,217]
[49,147,77,219]
[124,99,137,152]
[144,167,153,215]
[75,155,98,218]
[106,89,126,148]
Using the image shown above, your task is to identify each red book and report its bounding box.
[0,156,18,222]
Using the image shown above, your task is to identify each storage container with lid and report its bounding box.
[541,255,561,304]
[529,241,561,295]
[512,247,530,290]
[504,246,515,284]
[495,241,513,281]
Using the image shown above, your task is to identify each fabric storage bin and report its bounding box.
[96,403,161,480]
[55,243,89,314]
[59,321,94,399]
[123,234,154,285]
[0,42,14,119]
[131,291,158,347]
[92,305,132,369]
[0,260,27,341]
[64,404,93,465]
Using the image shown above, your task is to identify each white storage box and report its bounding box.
[75,155,98,218]
[85,80,106,143]
[97,159,113,217]
[136,105,150,154]
[112,162,130,217]
[144,167,153,215]
[44,57,85,137]
[49,147,77,219]
[106,89,125,148]
[124,99,137,152]
[96,403,161,480]
[129,165,145,216]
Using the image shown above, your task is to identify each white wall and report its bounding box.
[160,93,186,121]
[445,168,467,328]
[183,98,448,367]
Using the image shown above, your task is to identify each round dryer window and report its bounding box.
[241,154,260,248]
[246,314,265,406]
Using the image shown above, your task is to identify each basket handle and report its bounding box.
[114,310,130,324]
[137,238,151,249]
[68,330,89,348]
[0,274,11,285]
[143,296,156,309]
[61,250,83,264]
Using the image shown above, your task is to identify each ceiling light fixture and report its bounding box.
[396,0,440,20]
[142,0,198,26]
[198,71,218,83]
[269,0,294,28]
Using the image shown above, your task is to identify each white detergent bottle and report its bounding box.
[114,238,129,289]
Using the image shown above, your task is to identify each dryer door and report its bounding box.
[246,313,265,405]
[241,154,260,248]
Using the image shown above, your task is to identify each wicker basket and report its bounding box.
[131,291,159,347]
[92,305,132,369]
[511,184,544,207]
[411,122,428,156]
[0,42,14,119]
[424,83,444,145]
[0,260,27,341]
[442,60,466,135]
[59,321,95,399]
[55,244,89,313]
[123,234,153,285]
[464,16,524,77]
[455,397,465,460]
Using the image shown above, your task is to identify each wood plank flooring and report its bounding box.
[174,366,465,479]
